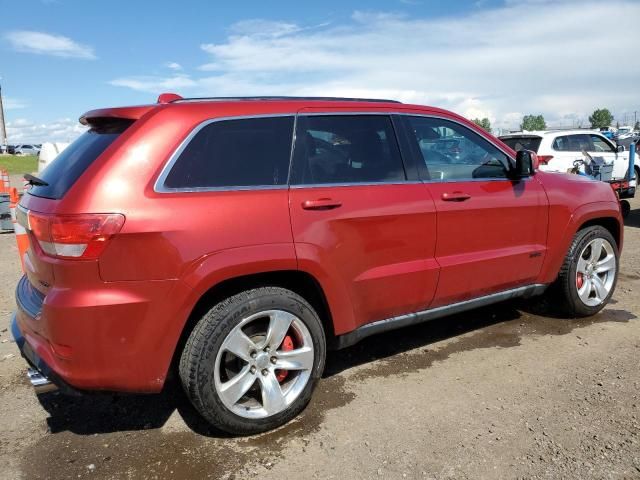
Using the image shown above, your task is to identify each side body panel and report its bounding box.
[290,183,439,334]
[427,178,548,306]
[535,171,623,284]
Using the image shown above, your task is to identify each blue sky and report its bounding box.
[1,0,639,142]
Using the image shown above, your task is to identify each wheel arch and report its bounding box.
[577,216,621,250]
[169,269,337,377]
[538,201,622,284]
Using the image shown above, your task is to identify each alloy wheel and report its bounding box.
[575,238,616,307]
[214,310,314,419]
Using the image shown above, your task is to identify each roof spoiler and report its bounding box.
[79,105,157,126]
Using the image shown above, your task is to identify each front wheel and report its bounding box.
[555,226,619,317]
[179,287,326,435]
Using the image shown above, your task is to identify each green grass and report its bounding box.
[0,155,38,175]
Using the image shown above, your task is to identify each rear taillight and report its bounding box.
[27,212,125,260]
[537,155,553,165]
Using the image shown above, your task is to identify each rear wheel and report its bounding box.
[555,226,619,317]
[179,287,326,435]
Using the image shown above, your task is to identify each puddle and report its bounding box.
[21,376,355,479]
[19,302,637,479]
[336,304,637,382]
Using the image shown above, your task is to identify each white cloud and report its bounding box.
[165,62,183,71]
[228,19,303,38]
[5,30,96,59]
[110,1,640,130]
[6,118,87,143]
[109,75,196,92]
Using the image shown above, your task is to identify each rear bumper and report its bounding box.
[11,313,79,395]
[13,274,192,393]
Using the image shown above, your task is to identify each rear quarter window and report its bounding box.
[29,120,132,199]
[162,116,294,189]
[500,136,542,152]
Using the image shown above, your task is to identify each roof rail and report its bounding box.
[170,96,402,104]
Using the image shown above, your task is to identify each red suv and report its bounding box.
[12,96,622,434]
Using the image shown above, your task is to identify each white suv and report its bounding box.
[499,130,639,185]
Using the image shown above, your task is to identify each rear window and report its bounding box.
[29,120,132,199]
[500,136,542,152]
[163,116,294,189]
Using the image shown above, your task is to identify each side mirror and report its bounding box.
[617,145,625,152]
[512,150,536,178]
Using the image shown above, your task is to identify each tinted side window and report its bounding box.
[553,134,592,152]
[552,135,569,151]
[500,136,542,152]
[404,116,510,181]
[164,116,294,189]
[290,115,405,185]
[590,134,615,153]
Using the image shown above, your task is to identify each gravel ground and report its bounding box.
[0,191,638,480]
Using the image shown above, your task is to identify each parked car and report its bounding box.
[13,95,623,435]
[6,144,16,154]
[499,130,639,184]
[0,144,7,154]
[600,128,615,140]
[614,126,634,142]
[14,144,40,156]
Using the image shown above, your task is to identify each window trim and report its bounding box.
[290,112,410,187]
[400,114,516,183]
[154,113,296,194]
[154,111,518,193]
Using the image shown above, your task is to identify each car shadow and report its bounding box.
[623,204,640,228]
[37,301,522,437]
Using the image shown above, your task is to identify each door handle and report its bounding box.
[441,192,471,202]
[301,198,343,210]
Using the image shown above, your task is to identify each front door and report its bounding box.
[401,115,549,307]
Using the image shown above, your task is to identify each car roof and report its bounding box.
[500,129,603,138]
[79,94,464,126]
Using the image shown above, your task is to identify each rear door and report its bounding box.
[288,111,439,332]
[401,115,548,307]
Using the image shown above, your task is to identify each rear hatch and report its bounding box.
[16,118,134,299]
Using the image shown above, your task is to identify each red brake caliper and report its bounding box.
[576,272,584,289]
[276,335,294,383]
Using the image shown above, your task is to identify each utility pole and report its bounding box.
[0,84,7,147]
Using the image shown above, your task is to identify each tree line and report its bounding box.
[470,108,637,133]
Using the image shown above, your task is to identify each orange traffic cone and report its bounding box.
[9,187,28,273]
[0,169,7,193]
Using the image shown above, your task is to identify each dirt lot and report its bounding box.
[0,194,639,479]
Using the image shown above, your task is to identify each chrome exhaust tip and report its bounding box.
[27,368,58,394]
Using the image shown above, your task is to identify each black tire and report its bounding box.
[179,287,326,435]
[554,226,619,317]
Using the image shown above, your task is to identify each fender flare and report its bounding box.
[538,201,622,284]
